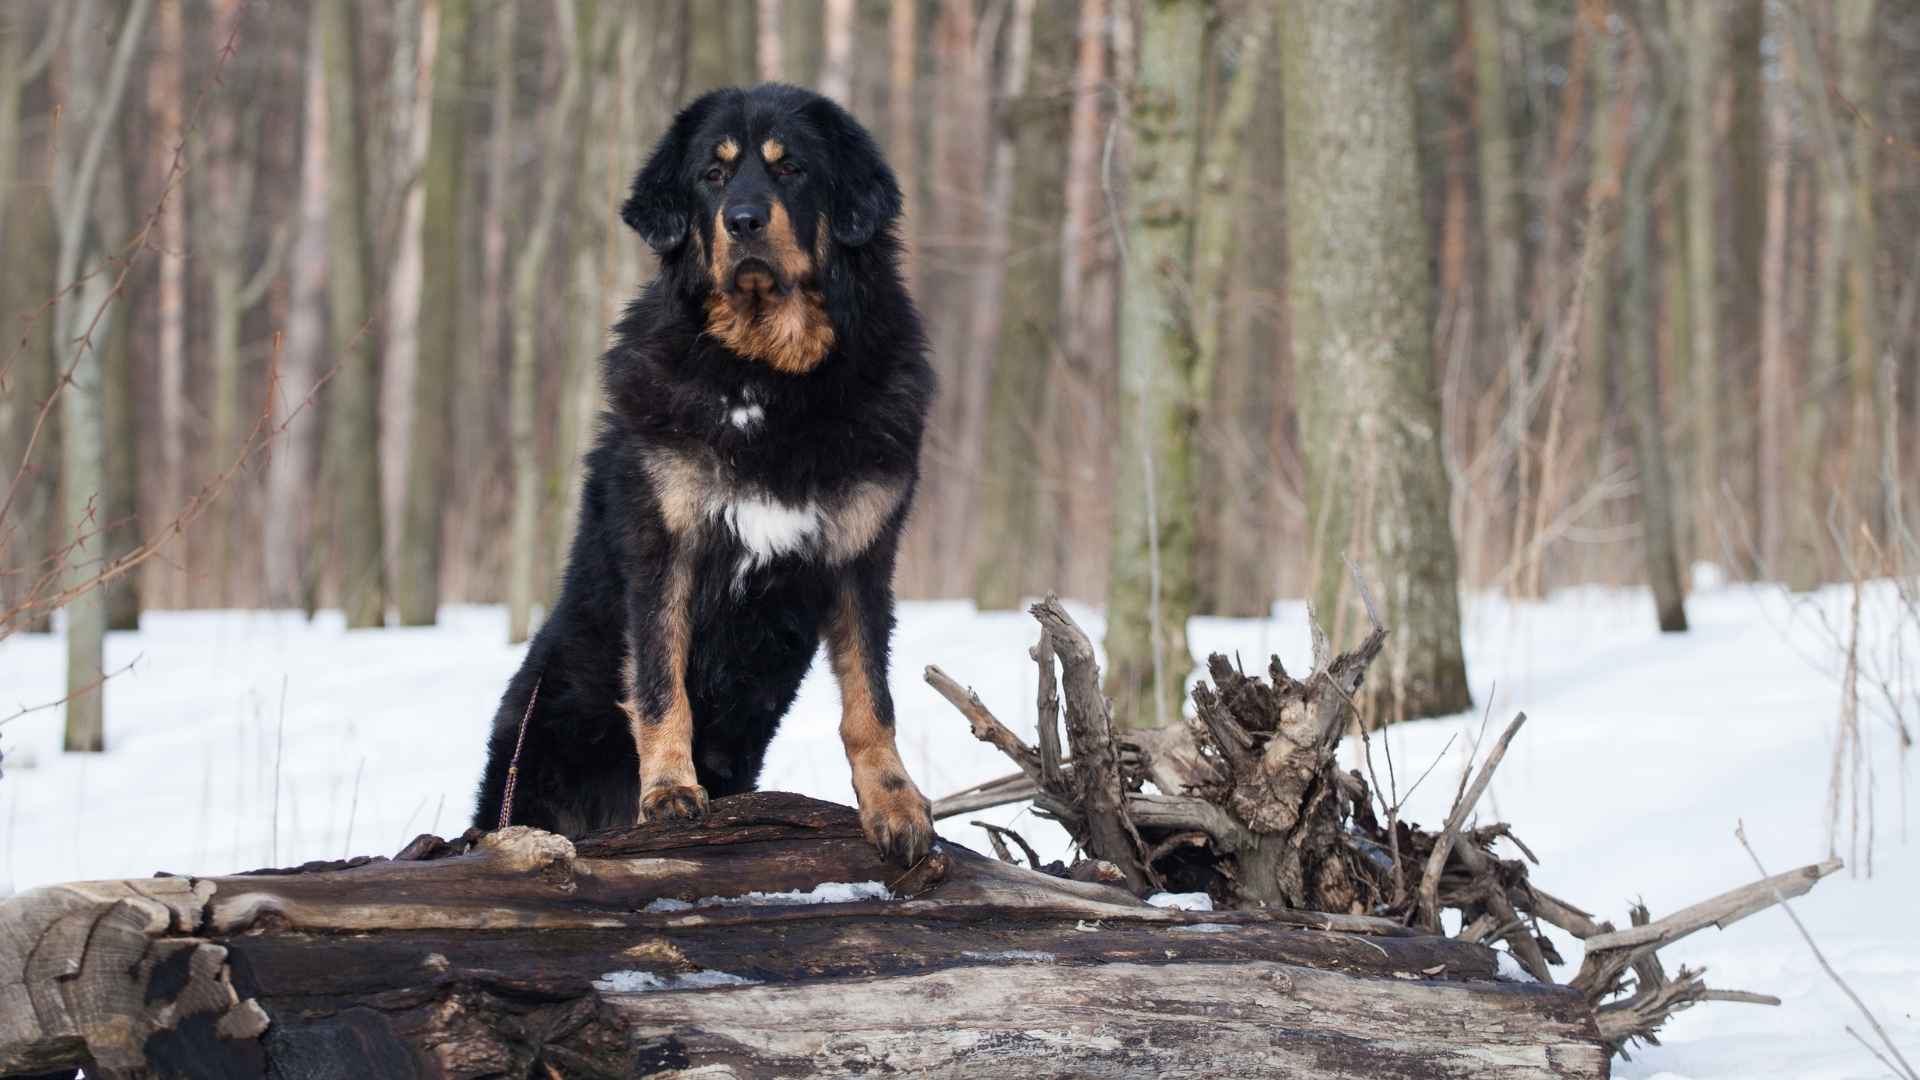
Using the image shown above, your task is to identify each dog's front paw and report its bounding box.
[859,782,934,866]
[640,783,710,823]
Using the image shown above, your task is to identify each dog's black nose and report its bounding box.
[726,207,767,237]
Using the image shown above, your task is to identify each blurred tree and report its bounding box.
[1678,0,1717,570]
[973,0,1064,612]
[146,0,187,608]
[1281,0,1473,719]
[1619,3,1687,632]
[53,0,154,749]
[264,26,331,613]
[319,0,389,628]
[1103,0,1209,730]
[508,0,590,643]
[399,0,473,626]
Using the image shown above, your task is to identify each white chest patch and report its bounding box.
[718,492,822,577]
[729,402,766,430]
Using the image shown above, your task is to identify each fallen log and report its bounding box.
[1,792,1608,1079]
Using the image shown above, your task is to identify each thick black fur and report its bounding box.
[472,85,931,839]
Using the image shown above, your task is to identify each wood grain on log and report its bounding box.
[1,793,1608,1079]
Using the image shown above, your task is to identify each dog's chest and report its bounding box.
[643,435,904,581]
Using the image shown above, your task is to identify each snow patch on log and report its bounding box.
[1146,891,1215,911]
[1496,952,1538,983]
[592,969,761,993]
[645,880,894,912]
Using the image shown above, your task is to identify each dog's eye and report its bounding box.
[704,165,726,185]
[775,160,802,178]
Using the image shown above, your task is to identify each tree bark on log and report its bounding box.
[1,793,1609,1079]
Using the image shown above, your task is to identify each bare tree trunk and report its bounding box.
[1680,0,1717,572]
[53,0,154,749]
[265,28,332,612]
[0,9,59,635]
[1282,0,1473,721]
[508,0,587,644]
[1620,9,1688,632]
[819,0,854,103]
[757,0,784,81]
[148,0,188,609]
[447,0,516,603]
[973,0,1067,612]
[551,1,618,603]
[398,0,471,626]
[1756,4,1792,578]
[319,0,389,628]
[1103,0,1208,730]
[1725,0,1765,563]
[1835,0,1879,530]
[952,0,1038,599]
[1051,0,1116,600]
[886,0,918,296]
[94,93,139,632]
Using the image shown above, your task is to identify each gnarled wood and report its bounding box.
[1,792,1607,1078]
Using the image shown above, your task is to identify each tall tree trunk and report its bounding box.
[757,0,784,81]
[1756,9,1792,579]
[1469,1,1525,571]
[1282,0,1473,720]
[972,0,1069,611]
[1190,5,1273,617]
[953,0,1038,599]
[1102,0,1208,730]
[1679,0,1718,574]
[147,0,187,609]
[201,0,274,610]
[819,0,854,103]
[1620,10,1688,632]
[1052,0,1117,600]
[319,0,388,628]
[1785,4,1846,589]
[53,0,154,749]
[461,0,517,602]
[265,28,332,612]
[507,0,588,644]
[886,0,918,296]
[1578,3,1628,584]
[0,9,59,635]
[1835,0,1879,530]
[399,0,471,625]
[1725,0,1765,562]
[93,101,139,631]
[551,0,616,607]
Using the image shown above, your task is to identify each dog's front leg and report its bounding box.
[826,556,934,865]
[622,551,708,822]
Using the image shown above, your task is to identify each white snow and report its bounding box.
[592,968,759,993]
[645,880,891,911]
[1,582,1915,1078]
[1494,950,1537,983]
[1146,891,1214,912]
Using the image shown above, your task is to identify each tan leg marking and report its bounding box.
[827,587,932,864]
[625,554,707,822]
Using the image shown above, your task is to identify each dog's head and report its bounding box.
[621,84,902,374]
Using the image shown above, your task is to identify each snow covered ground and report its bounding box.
[1,581,1915,1078]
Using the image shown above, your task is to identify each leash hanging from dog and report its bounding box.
[496,675,542,830]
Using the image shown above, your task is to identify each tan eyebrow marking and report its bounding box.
[716,137,740,163]
[761,137,785,163]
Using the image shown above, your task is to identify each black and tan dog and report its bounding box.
[472,84,936,864]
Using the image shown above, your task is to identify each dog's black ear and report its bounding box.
[621,96,715,253]
[801,97,901,248]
